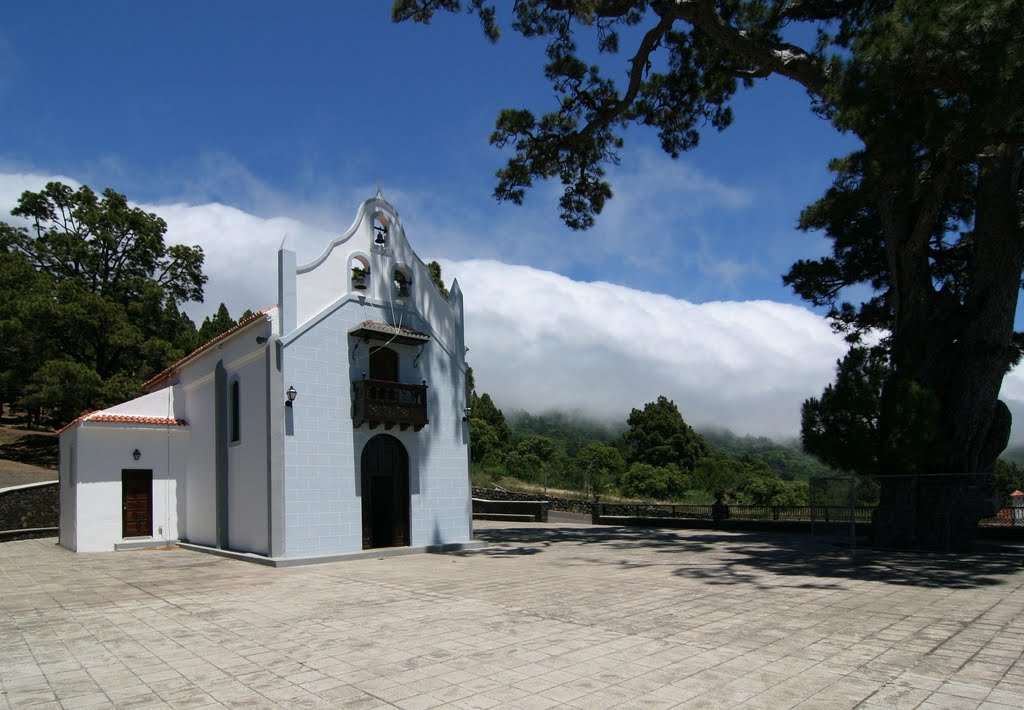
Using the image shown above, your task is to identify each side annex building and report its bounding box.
[58,195,478,561]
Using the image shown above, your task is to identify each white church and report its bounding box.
[57,194,479,563]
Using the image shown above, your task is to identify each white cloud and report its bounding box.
[443,259,847,438]
[0,170,81,211]
[144,201,335,320]
[6,168,1024,442]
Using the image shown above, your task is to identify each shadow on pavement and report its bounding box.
[469,523,1024,590]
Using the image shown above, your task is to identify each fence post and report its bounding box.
[591,496,602,525]
[712,494,728,527]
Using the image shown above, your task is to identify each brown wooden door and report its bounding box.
[122,469,153,538]
[360,435,409,549]
[369,346,399,382]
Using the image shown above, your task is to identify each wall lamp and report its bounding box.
[286,386,298,408]
[462,407,472,422]
[133,449,141,461]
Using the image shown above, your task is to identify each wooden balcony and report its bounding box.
[352,378,428,432]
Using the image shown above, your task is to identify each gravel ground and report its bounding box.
[0,459,57,490]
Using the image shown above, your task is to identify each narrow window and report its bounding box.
[230,379,241,443]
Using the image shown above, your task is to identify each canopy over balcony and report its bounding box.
[348,320,430,346]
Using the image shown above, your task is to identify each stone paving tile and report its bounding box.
[2,525,1024,709]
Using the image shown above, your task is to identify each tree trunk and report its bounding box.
[874,146,1024,549]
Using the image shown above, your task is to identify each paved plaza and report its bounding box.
[1,522,1023,709]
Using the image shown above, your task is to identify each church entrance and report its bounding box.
[361,434,410,549]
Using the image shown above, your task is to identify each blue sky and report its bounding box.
[8,2,1020,439]
[2,2,855,305]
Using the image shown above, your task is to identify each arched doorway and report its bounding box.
[360,434,410,549]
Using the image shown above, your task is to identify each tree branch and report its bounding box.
[663,0,828,96]
[580,11,674,138]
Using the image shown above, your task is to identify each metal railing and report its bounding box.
[729,505,875,522]
[599,503,874,523]
[979,507,1024,527]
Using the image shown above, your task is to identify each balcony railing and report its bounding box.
[352,378,428,432]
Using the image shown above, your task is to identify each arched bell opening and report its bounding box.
[349,254,370,292]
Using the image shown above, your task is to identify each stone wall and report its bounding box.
[0,482,59,531]
[471,487,592,514]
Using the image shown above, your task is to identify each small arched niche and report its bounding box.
[349,254,370,292]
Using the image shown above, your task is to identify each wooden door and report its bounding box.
[369,346,399,382]
[360,435,409,549]
[122,469,153,538]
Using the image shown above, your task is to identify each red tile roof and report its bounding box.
[89,414,188,426]
[142,306,275,391]
[58,412,188,434]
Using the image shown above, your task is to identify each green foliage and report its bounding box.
[427,260,449,298]
[619,462,687,502]
[743,477,809,507]
[198,303,237,343]
[994,459,1024,506]
[468,397,831,502]
[468,391,511,463]
[508,410,620,457]
[801,347,888,476]
[395,0,1024,534]
[702,428,838,482]
[574,442,625,495]
[8,182,205,305]
[0,182,210,425]
[19,360,103,425]
[623,396,708,472]
[693,451,753,501]
[504,435,571,488]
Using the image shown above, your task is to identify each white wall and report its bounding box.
[68,425,188,552]
[281,291,471,557]
[227,349,270,554]
[177,317,273,552]
[58,430,77,551]
[294,197,464,358]
[182,373,217,546]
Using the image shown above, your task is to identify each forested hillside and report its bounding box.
[473,393,848,506]
[700,429,838,482]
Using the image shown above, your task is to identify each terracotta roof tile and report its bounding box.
[58,412,188,434]
[56,411,99,434]
[142,305,275,391]
[88,414,188,426]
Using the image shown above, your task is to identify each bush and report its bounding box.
[619,462,688,501]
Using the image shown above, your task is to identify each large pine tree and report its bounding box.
[395,0,1024,547]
